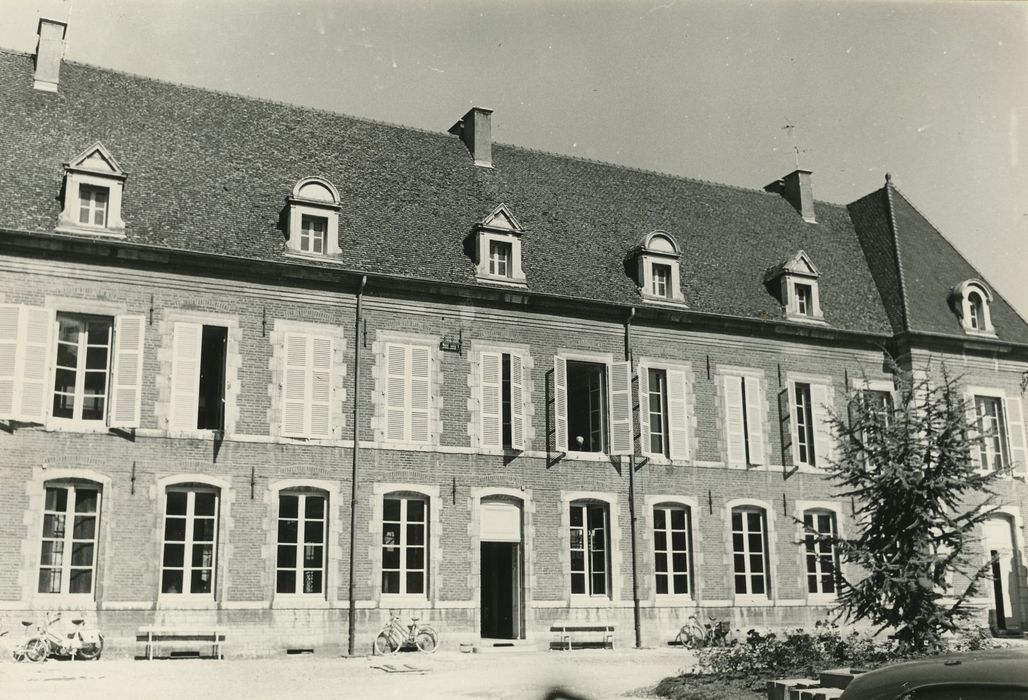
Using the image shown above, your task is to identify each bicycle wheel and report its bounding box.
[374,631,400,656]
[76,635,104,661]
[414,626,438,653]
[24,638,48,663]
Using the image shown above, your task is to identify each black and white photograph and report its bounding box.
[1,1,1026,698]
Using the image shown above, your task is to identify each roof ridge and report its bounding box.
[883,180,912,332]
[890,181,1028,330]
[52,53,850,207]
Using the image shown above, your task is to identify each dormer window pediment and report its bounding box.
[950,279,996,337]
[57,142,127,237]
[764,250,825,323]
[286,177,341,257]
[472,204,526,286]
[631,231,685,304]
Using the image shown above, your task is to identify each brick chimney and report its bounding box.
[765,169,816,224]
[448,107,493,168]
[33,18,68,92]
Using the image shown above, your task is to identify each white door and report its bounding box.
[983,516,1022,631]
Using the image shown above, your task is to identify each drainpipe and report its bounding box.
[624,307,642,649]
[347,275,367,656]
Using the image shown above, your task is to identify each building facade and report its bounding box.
[2,20,1028,657]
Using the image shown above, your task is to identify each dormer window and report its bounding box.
[57,142,126,237]
[951,280,996,337]
[471,204,526,286]
[631,231,685,304]
[764,250,825,323]
[287,178,340,257]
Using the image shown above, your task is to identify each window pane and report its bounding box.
[383,498,401,521]
[731,511,742,530]
[57,343,78,368]
[191,569,212,594]
[571,572,585,594]
[278,519,298,544]
[280,495,298,519]
[69,569,92,594]
[305,496,325,519]
[406,572,424,594]
[751,576,766,595]
[570,507,583,527]
[75,489,99,513]
[406,523,424,546]
[382,571,400,594]
[303,545,322,566]
[656,575,668,595]
[672,553,688,573]
[38,569,61,594]
[383,545,400,569]
[382,523,400,546]
[54,368,77,395]
[192,544,214,568]
[164,517,186,541]
[406,547,425,570]
[671,531,687,551]
[655,552,667,573]
[71,542,94,566]
[43,514,66,539]
[85,347,109,370]
[277,545,297,568]
[80,395,105,421]
[166,491,187,515]
[654,531,667,551]
[193,518,216,542]
[194,493,217,516]
[45,487,68,512]
[670,509,686,530]
[407,500,425,522]
[303,570,322,594]
[591,573,606,595]
[40,540,64,566]
[162,570,184,594]
[277,570,295,594]
[570,529,584,550]
[673,574,690,594]
[304,520,324,544]
[163,543,185,567]
[570,550,584,571]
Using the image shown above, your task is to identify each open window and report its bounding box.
[554,356,633,456]
[782,377,834,469]
[950,280,997,337]
[763,250,825,323]
[286,177,341,257]
[57,142,127,237]
[470,204,527,285]
[639,361,691,461]
[169,323,227,431]
[475,348,528,451]
[629,231,685,304]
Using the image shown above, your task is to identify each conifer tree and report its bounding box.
[819,366,1000,653]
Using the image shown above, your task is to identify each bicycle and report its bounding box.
[674,614,732,649]
[374,613,438,654]
[15,612,103,663]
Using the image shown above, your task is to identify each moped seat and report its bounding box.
[72,619,84,625]
[21,621,33,627]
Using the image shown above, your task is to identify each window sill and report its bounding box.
[55,224,126,239]
[563,450,613,462]
[733,595,773,607]
[806,593,838,605]
[378,594,431,609]
[783,313,828,326]
[283,251,345,264]
[475,274,528,288]
[156,595,217,610]
[569,595,614,608]
[271,595,331,609]
[652,595,695,608]
[164,429,230,440]
[962,328,998,339]
[639,294,688,308]
[29,594,98,610]
[43,420,113,434]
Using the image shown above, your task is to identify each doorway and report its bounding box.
[481,542,519,639]
[983,516,1023,633]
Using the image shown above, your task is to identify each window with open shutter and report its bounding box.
[480,351,502,449]
[509,353,525,450]
[409,345,432,443]
[723,375,746,465]
[169,322,202,430]
[554,356,568,451]
[743,376,765,465]
[667,369,690,461]
[309,337,333,438]
[384,343,407,442]
[0,305,56,423]
[109,315,145,428]
[965,393,982,470]
[811,383,834,468]
[609,361,634,456]
[638,367,651,454]
[1005,397,1027,477]
[0,304,23,419]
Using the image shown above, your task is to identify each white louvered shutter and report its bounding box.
[637,367,651,454]
[0,304,21,419]
[509,353,525,450]
[19,306,55,423]
[609,361,634,456]
[667,368,690,461]
[965,393,982,470]
[723,375,746,465]
[1004,396,1027,478]
[282,334,308,437]
[109,315,146,428]
[385,343,407,442]
[554,356,568,451]
[169,322,202,430]
[811,383,834,468]
[309,336,333,439]
[409,345,432,443]
[480,351,503,449]
[779,387,793,467]
[744,376,765,465]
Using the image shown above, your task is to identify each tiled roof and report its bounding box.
[0,49,998,340]
[849,183,1028,344]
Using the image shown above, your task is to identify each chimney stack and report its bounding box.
[765,169,816,224]
[448,107,493,168]
[34,18,68,92]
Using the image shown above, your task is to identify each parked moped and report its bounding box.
[19,611,103,662]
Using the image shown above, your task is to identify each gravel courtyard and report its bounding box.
[0,647,695,700]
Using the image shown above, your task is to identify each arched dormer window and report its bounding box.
[631,231,684,304]
[763,250,825,323]
[286,177,341,257]
[950,280,996,337]
[57,142,127,237]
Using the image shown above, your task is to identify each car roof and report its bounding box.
[840,647,1028,700]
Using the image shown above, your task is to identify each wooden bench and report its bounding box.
[138,626,226,660]
[550,624,615,650]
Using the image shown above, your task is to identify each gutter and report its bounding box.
[346,275,367,656]
[624,307,642,649]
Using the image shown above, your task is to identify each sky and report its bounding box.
[2,0,1026,319]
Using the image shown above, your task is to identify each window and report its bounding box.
[764,250,823,322]
[647,369,668,455]
[161,488,218,595]
[281,333,334,439]
[794,382,816,466]
[478,350,526,450]
[633,231,684,303]
[803,510,838,595]
[653,504,691,596]
[951,280,996,336]
[57,142,127,236]
[381,342,433,444]
[722,373,765,466]
[77,185,109,227]
[286,178,341,257]
[567,361,607,452]
[555,356,633,456]
[473,204,527,285]
[170,323,227,431]
[276,492,326,595]
[976,395,1010,471]
[38,483,100,595]
[968,292,983,330]
[0,305,145,428]
[570,502,608,596]
[862,389,894,426]
[795,284,813,317]
[731,507,769,596]
[382,496,427,595]
[640,364,691,460]
[52,314,112,422]
[299,215,327,255]
[489,240,512,278]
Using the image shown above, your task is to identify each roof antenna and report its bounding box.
[782,119,808,170]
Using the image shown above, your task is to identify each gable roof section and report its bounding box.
[849,182,1028,344]
[0,50,894,334]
